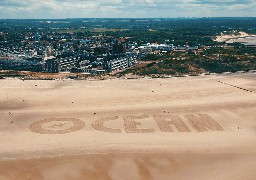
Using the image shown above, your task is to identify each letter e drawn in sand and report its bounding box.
[153,115,190,132]
[123,115,155,133]
[92,116,121,133]
[29,118,85,134]
[185,114,224,132]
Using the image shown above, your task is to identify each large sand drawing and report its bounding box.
[29,114,225,134]
[123,115,155,133]
[29,118,85,134]
[92,116,121,133]
[153,115,191,132]
[185,114,224,132]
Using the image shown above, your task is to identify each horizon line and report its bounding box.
[1,17,256,20]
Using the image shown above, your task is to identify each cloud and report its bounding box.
[193,0,251,4]
[0,0,255,18]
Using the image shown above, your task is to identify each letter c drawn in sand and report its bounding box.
[29,118,85,134]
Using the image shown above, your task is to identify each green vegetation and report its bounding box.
[119,58,256,76]
[119,46,256,76]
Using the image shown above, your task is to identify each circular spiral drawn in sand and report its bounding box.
[29,118,85,134]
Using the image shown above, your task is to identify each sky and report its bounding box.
[0,0,255,19]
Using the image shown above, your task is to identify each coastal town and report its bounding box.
[1,18,256,79]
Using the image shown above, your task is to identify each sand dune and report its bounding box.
[0,73,256,179]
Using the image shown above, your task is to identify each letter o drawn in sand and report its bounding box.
[29,118,85,134]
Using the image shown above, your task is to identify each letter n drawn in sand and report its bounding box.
[92,116,121,133]
[153,115,190,132]
[185,114,225,132]
[123,115,155,133]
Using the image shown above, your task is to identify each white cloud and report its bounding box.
[0,0,255,18]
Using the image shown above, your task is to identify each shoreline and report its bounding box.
[0,70,255,81]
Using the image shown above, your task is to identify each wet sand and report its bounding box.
[0,73,256,179]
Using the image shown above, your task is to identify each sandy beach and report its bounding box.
[0,73,256,180]
[214,31,256,42]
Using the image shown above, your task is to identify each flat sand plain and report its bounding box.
[0,74,256,180]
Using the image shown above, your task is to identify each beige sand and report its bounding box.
[214,31,256,42]
[0,73,256,179]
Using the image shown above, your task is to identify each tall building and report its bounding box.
[44,47,53,58]
[44,57,59,73]
[112,43,126,54]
